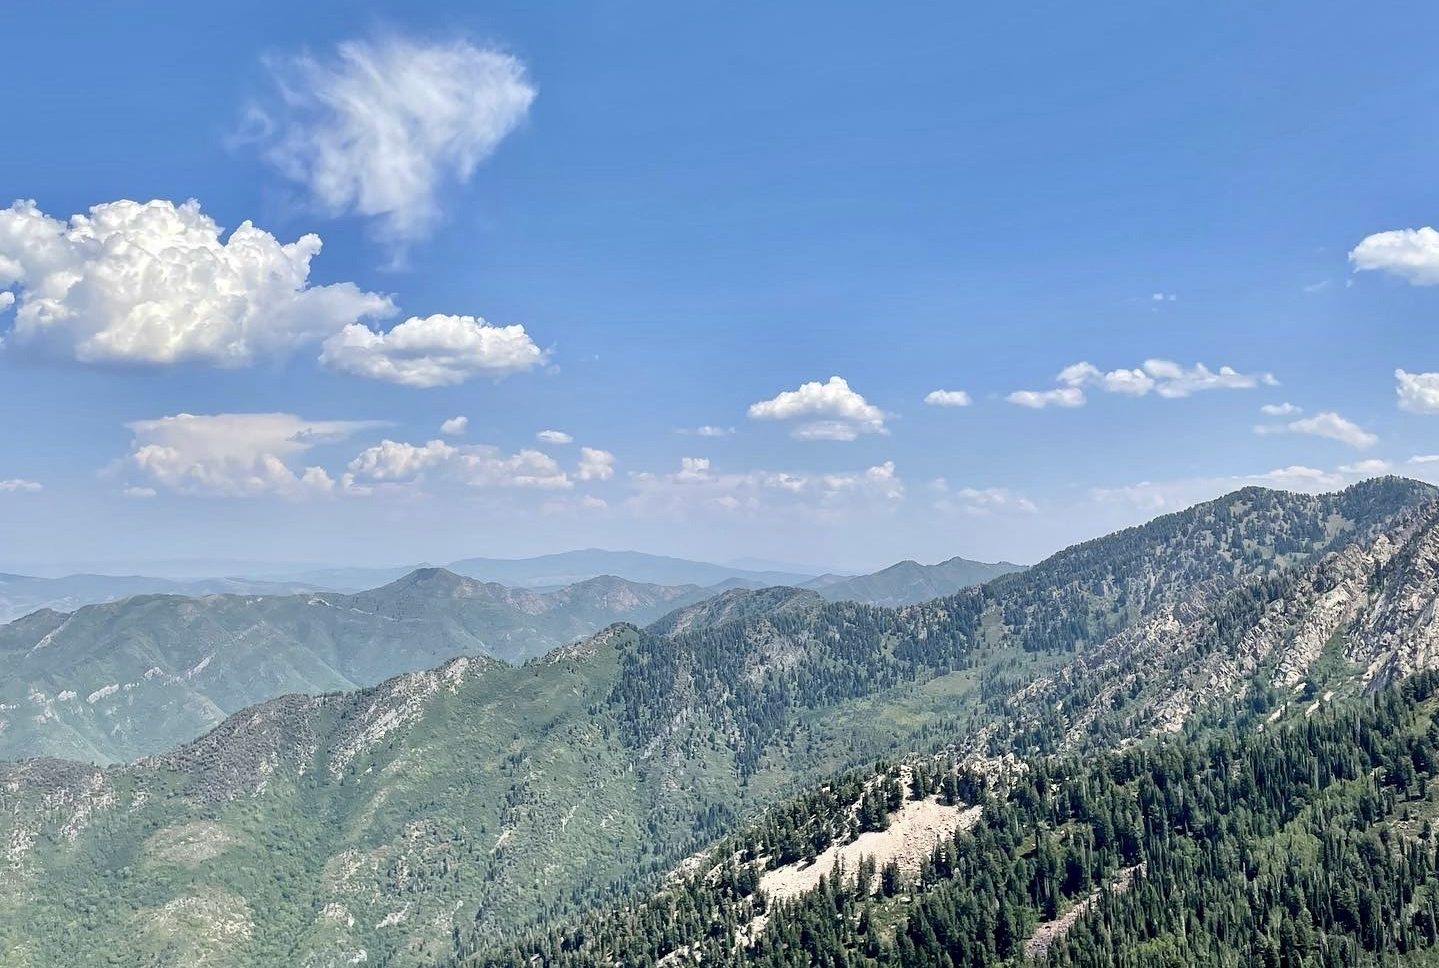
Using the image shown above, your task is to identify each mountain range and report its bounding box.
[0,549,1019,622]
[0,570,720,763]
[0,572,321,625]
[0,554,1016,764]
[5,478,1439,965]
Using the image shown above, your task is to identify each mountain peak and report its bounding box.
[387,566,473,590]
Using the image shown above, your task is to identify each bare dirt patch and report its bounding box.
[760,797,981,902]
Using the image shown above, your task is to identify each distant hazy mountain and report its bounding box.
[806,555,1024,606]
[0,572,318,624]
[0,568,714,763]
[445,548,814,587]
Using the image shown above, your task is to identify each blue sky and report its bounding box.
[2,1,1439,574]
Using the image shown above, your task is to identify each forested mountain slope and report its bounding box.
[0,568,713,763]
[469,670,1439,967]
[2,478,1436,967]
[809,555,1024,607]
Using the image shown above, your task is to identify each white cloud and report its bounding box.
[577,447,615,481]
[0,479,42,493]
[1142,359,1277,397]
[346,438,456,481]
[461,448,570,489]
[1260,402,1302,416]
[1006,386,1086,409]
[1010,358,1276,409]
[748,376,887,440]
[537,429,572,444]
[255,35,535,246]
[122,486,157,499]
[0,198,392,366]
[1350,227,1439,285]
[676,425,735,437]
[1338,459,1391,475]
[1255,411,1378,449]
[320,313,545,387]
[125,413,379,498]
[1396,369,1439,414]
[1057,361,1154,396]
[924,389,971,407]
[1151,292,1177,302]
[1247,465,1351,489]
[675,456,713,483]
[346,438,571,489]
[440,416,469,436]
[627,457,903,519]
[0,291,13,311]
[930,478,1036,516]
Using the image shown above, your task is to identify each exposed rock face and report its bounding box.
[1013,498,1439,748]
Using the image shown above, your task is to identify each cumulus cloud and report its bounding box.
[0,198,392,366]
[1396,369,1439,414]
[1256,411,1377,449]
[1009,358,1275,409]
[924,389,971,407]
[1057,362,1154,396]
[577,447,615,481]
[627,457,903,519]
[748,376,887,440]
[0,478,42,493]
[320,313,544,387]
[1006,386,1086,409]
[1350,227,1439,285]
[461,449,570,489]
[255,35,535,246]
[537,429,572,444]
[1260,402,1302,416]
[346,438,456,481]
[125,413,379,498]
[346,438,571,489]
[440,416,469,436]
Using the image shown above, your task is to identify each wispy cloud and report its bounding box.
[252,34,535,251]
